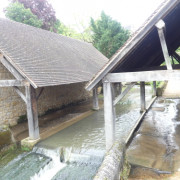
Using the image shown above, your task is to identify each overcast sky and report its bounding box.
[0,0,165,31]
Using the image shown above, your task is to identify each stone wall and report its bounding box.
[0,63,91,126]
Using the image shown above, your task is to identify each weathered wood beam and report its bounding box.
[172,52,180,64]
[113,83,135,106]
[103,81,115,150]
[106,70,180,83]
[0,55,24,80]
[153,81,157,96]
[156,20,172,70]
[126,96,157,145]
[36,87,44,101]
[26,85,39,140]
[0,80,25,87]
[93,87,99,110]
[130,64,180,72]
[140,82,146,112]
[13,86,27,104]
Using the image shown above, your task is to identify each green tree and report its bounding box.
[91,11,130,58]
[10,0,58,32]
[5,2,43,28]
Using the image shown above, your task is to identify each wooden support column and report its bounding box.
[26,85,39,140]
[140,82,146,112]
[93,87,99,110]
[153,81,157,96]
[156,20,172,70]
[103,80,115,150]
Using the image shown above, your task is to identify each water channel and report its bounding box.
[0,86,154,180]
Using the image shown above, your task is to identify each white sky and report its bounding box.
[0,0,165,31]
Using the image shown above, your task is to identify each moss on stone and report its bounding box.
[120,155,131,180]
[0,126,13,149]
[0,145,24,168]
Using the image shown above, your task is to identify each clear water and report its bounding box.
[0,86,153,180]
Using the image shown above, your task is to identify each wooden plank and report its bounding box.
[0,55,24,80]
[126,96,157,145]
[103,81,115,150]
[13,86,27,104]
[93,87,99,110]
[172,52,180,64]
[156,20,172,70]
[106,70,180,83]
[36,87,44,101]
[130,64,180,72]
[86,0,178,91]
[140,82,146,112]
[153,81,157,96]
[26,85,39,140]
[113,83,135,106]
[0,80,25,87]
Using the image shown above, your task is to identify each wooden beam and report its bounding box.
[126,96,157,145]
[93,87,99,110]
[172,52,180,64]
[36,87,44,101]
[140,82,146,112]
[130,64,180,72]
[153,81,157,96]
[0,80,25,87]
[113,83,135,106]
[103,81,115,150]
[156,20,172,70]
[106,70,180,83]
[13,86,27,104]
[0,55,24,80]
[26,85,39,140]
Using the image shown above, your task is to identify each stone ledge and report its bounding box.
[21,137,40,149]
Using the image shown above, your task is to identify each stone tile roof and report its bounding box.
[0,18,108,88]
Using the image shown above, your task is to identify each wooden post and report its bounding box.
[26,85,39,140]
[114,83,122,97]
[156,20,172,70]
[153,81,157,96]
[140,82,146,112]
[93,87,99,110]
[103,80,115,150]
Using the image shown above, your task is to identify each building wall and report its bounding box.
[0,63,91,126]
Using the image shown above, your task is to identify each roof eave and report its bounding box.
[0,51,38,88]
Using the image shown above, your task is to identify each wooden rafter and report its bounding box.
[0,55,24,80]
[172,52,180,64]
[156,20,172,70]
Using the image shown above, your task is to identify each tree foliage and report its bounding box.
[91,11,130,58]
[10,0,57,32]
[5,2,43,28]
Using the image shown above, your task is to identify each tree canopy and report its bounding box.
[5,2,43,28]
[10,0,58,32]
[91,11,130,58]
